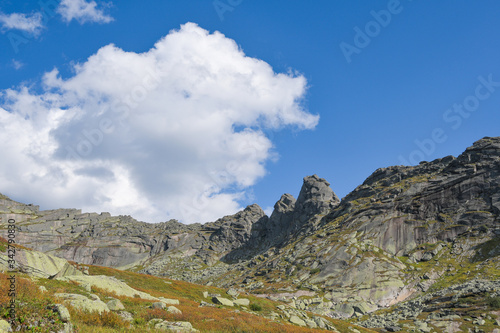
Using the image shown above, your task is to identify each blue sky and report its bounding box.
[0,0,499,223]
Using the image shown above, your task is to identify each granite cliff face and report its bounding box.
[0,174,340,270]
[1,136,500,331]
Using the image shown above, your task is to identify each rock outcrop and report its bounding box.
[55,275,158,300]
[0,245,84,279]
[2,136,500,328]
[221,175,340,263]
[1,173,340,271]
[54,293,109,314]
[356,279,500,331]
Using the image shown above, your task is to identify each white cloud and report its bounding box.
[0,23,318,223]
[0,12,44,35]
[11,60,24,70]
[57,0,113,24]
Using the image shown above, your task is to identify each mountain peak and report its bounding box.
[463,136,500,158]
[272,193,296,214]
[296,174,340,217]
[3,137,500,331]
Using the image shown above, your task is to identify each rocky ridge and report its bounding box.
[1,136,500,332]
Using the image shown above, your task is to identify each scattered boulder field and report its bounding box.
[0,239,371,332]
[1,136,500,332]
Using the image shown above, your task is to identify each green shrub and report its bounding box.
[310,268,321,275]
[249,304,262,311]
[488,296,500,309]
[133,317,146,326]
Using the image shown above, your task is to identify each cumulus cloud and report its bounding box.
[57,0,113,24]
[0,23,318,223]
[0,12,44,35]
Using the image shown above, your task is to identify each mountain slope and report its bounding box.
[1,136,500,332]
[0,237,373,332]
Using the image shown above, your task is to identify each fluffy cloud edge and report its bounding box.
[0,12,44,35]
[57,0,114,24]
[0,23,318,224]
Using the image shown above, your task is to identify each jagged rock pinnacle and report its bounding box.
[296,174,340,217]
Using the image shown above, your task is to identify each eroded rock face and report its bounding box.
[55,275,158,300]
[271,175,340,236]
[54,293,109,314]
[213,137,500,317]
[201,204,268,263]
[2,172,340,271]
[3,136,500,322]
[0,246,84,279]
[296,175,340,219]
[266,193,297,243]
[6,204,268,269]
[221,175,340,263]
[356,279,500,330]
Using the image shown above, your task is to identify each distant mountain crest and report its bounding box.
[1,136,499,327]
